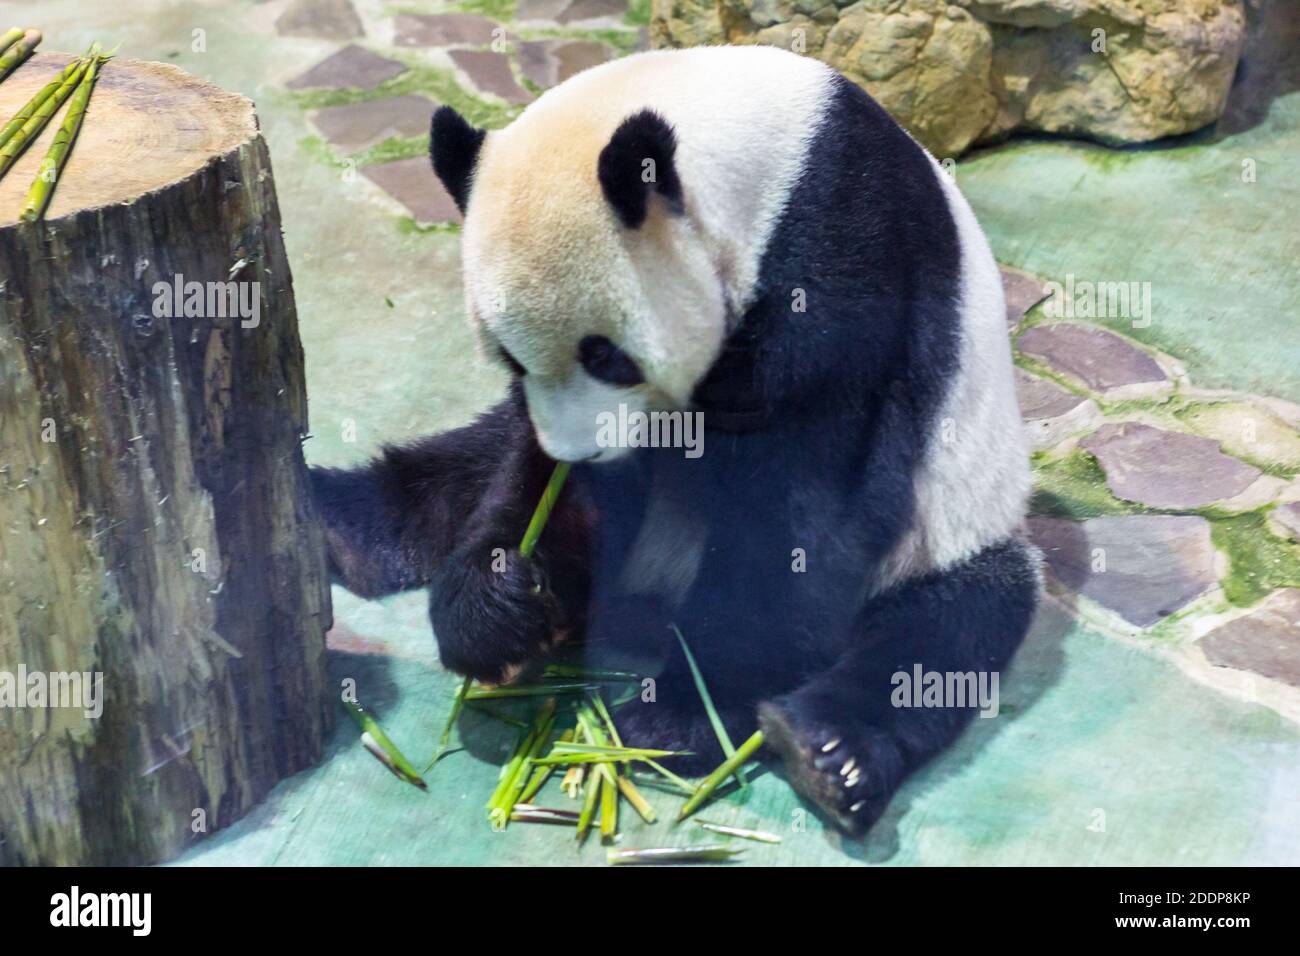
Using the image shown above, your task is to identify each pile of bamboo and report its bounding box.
[0,28,110,220]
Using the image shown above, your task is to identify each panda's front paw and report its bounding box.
[757,699,905,836]
[428,547,562,684]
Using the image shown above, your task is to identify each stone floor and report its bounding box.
[16,0,1300,865]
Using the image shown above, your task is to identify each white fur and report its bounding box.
[461,47,834,461]
[880,162,1032,587]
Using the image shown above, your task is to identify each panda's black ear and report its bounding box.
[431,106,486,213]
[597,110,683,229]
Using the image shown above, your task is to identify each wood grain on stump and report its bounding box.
[0,54,333,865]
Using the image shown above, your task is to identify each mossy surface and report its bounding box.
[1029,449,1148,520]
[1210,511,1300,607]
[290,56,522,130]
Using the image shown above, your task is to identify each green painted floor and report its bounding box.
[21,0,1300,864]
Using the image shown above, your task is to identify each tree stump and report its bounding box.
[0,54,333,865]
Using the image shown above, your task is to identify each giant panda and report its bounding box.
[311,44,1039,834]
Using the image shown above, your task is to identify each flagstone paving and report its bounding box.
[284,44,406,91]
[1018,323,1168,395]
[275,0,365,40]
[22,0,1298,866]
[1079,422,1263,510]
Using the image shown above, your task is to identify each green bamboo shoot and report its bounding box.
[0,28,39,83]
[677,730,765,821]
[20,53,105,221]
[0,58,83,152]
[0,54,88,181]
[518,461,571,558]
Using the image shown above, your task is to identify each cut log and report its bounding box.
[0,54,333,865]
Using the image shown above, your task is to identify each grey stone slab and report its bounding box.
[286,44,406,91]
[362,157,462,225]
[1001,267,1048,331]
[518,39,610,88]
[558,0,628,22]
[1272,501,1300,539]
[449,49,532,105]
[1201,589,1300,688]
[275,0,364,41]
[1080,422,1261,510]
[1029,514,1219,628]
[312,95,434,153]
[1015,368,1085,421]
[393,13,502,47]
[1017,323,1166,393]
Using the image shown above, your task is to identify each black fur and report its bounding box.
[430,106,486,213]
[597,109,684,228]
[313,75,1037,833]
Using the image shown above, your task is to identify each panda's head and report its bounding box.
[430,103,728,463]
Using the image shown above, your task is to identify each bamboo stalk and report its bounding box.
[0,28,39,83]
[21,51,107,221]
[0,53,88,181]
[465,682,595,700]
[343,698,427,791]
[598,764,618,843]
[486,698,556,829]
[518,461,571,558]
[606,845,744,866]
[510,805,580,825]
[575,761,601,842]
[677,730,765,821]
[695,820,782,844]
[616,775,657,823]
[0,28,23,58]
[0,58,83,152]
[543,664,640,683]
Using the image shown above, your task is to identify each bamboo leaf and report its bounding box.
[672,625,746,790]
[424,673,473,773]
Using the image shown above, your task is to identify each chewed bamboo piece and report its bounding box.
[343,698,427,791]
[607,845,744,866]
[0,53,88,180]
[21,50,108,221]
[0,28,39,83]
[0,58,82,152]
[677,729,765,821]
[695,820,783,844]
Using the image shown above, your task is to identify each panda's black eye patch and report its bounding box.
[497,344,526,377]
[579,335,643,387]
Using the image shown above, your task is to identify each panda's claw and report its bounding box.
[757,699,903,837]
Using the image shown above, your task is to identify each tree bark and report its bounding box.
[0,55,332,865]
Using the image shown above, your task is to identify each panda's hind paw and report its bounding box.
[757,699,904,837]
